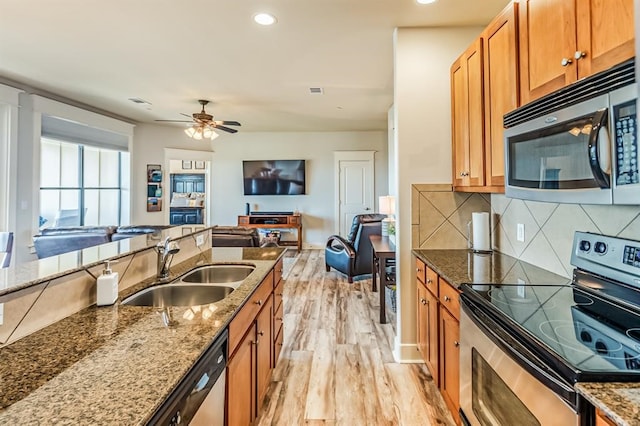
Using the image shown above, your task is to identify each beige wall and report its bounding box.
[393,26,483,361]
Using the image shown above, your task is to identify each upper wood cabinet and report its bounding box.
[482,3,519,188]
[451,2,518,193]
[451,38,485,190]
[519,0,635,104]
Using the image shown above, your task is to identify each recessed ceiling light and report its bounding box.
[416,0,437,4]
[254,13,277,25]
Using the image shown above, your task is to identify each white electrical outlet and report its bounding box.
[196,234,205,247]
[517,223,525,242]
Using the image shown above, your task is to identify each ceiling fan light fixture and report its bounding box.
[416,0,437,4]
[185,124,219,141]
[254,13,277,26]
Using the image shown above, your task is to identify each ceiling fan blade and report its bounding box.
[214,125,238,133]
[215,120,241,126]
[155,119,193,123]
[180,113,192,118]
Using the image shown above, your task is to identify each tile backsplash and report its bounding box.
[491,194,640,278]
[412,185,640,279]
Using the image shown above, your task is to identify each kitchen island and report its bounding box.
[0,246,285,424]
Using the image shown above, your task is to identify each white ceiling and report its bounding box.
[0,0,509,132]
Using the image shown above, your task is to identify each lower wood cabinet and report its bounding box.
[439,304,460,424]
[227,263,283,426]
[415,258,461,425]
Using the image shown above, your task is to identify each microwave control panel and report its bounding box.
[613,99,638,186]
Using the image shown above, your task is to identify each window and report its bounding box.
[39,138,130,227]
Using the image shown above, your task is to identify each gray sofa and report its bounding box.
[33,225,172,259]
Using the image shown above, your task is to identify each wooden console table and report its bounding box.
[237,214,302,251]
[370,235,396,324]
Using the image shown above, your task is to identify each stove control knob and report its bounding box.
[579,240,591,252]
[594,242,607,254]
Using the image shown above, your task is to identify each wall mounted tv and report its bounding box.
[243,160,306,195]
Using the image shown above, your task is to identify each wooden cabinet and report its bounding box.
[519,0,634,104]
[238,214,302,251]
[595,408,617,426]
[415,258,460,421]
[482,3,519,188]
[451,2,518,193]
[227,264,283,426]
[451,38,485,190]
[439,304,460,425]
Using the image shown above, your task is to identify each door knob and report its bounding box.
[421,298,427,305]
[454,341,460,347]
[365,207,371,211]
[574,50,586,60]
[443,295,451,302]
[561,57,573,67]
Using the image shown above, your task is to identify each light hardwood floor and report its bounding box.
[257,249,454,426]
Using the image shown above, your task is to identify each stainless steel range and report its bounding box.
[459,231,640,426]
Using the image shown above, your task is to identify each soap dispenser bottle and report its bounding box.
[97,260,119,306]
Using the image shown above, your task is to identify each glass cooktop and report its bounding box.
[462,283,640,378]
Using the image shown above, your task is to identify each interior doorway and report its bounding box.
[334,151,375,236]
[164,148,214,226]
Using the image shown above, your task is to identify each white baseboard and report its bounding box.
[392,342,423,363]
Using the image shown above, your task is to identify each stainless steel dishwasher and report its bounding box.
[148,329,228,426]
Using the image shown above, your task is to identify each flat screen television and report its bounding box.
[243,160,306,195]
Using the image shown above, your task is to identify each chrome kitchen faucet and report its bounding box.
[155,237,180,281]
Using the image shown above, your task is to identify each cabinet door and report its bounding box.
[451,39,485,189]
[451,57,468,188]
[227,326,256,426]
[519,0,577,103]
[483,3,519,189]
[575,0,634,78]
[425,288,439,387]
[256,295,274,410]
[417,283,428,362]
[439,306,460,424]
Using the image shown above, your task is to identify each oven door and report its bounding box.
[504,94,612,204]
[460,297,579,426]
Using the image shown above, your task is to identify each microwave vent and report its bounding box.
[504,59,636,128]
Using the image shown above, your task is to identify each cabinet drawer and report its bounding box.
[416,259,426,284]
[238,216,250,225]
[274,278,284,313]
[439,278,460,321]
[425,266,439,297]
[274,258,283,289]
[229,270,274,356]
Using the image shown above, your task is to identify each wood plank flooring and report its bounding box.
[257,249,454,426]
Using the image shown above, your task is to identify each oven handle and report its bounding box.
[587,108,611,188]
[461,295,577,407]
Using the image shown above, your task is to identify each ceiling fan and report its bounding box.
[156,99,241,139]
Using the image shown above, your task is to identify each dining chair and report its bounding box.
[0,232,14,268]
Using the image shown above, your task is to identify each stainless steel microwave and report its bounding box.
[504,83,639,205]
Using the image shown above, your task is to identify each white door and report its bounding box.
[334,151,375,237]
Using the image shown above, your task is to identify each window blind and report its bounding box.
[41,115,129,152]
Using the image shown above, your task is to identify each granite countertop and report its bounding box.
[0,246,285,425]
[576,383,640,426]
[412,248,571,288]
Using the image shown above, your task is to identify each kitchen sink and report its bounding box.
[121,283,235,307]
[180,264,255,284]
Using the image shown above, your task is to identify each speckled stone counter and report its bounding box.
[576,383,640,426]
[0,246,285,425]
[412,248,571,288]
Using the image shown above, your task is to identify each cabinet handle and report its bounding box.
[454,341,460,347]
[443,295,451,302]
[276,292,283,296]
[426,278,432,284]
[459,171,469,177]
[416,268,422,273]
[255,299,263,306]
[252,339,259,345]
[561,57,573,67]
[420,298,427,305]
[574,50,586,60]
[276,317,283,321]
[258,330,265,337]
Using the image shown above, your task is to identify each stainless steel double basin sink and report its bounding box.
[121,264,255,308]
